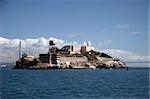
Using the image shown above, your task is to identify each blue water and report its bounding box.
[0,68,149,99]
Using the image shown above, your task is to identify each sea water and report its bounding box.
[0,67,149,99]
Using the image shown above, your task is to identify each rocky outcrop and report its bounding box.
[14,58,38,69]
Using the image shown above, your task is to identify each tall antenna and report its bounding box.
[19,41,22,59]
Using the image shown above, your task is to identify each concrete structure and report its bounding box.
[58,56,88,68]
[38,41,95,68]
[38,41,95,67]
[39,40,59,65]
[39,54,50,63]
[59,56,87,63]
[60,45,81,54]
[81,46,94,53]
[85,46,94,52]
[60,43,95,54]
[22,54,34,61]
[39,53,60,65]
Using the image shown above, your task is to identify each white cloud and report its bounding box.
[49,37,65,47]
[116,24,129,30]
[65,41,79,45]
[101,49,150,62]
[102,29,108,32]
[98,40,112,47]
[83,41,91,46]
[0,37,65,63]
[128,32,143,35]
[0,37,149,65]
[0,37,20,47]
[104,40,112,44]
[80,33,88,38]
[98,42,103,47]
[66,33,88,38]
[67,34,76,37]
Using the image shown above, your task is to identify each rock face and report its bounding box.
[13,50,126,69]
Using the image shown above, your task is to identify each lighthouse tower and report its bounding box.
[49,40,55,50]
[48,40,58,66]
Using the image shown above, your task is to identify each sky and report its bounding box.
[0,0,149,66]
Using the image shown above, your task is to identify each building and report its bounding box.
[60,43,95,54]
[39,54,50,63]
[80,46,95,53]
[39,41,94,65]
[39,40,59,64]
[22,54,35,61]
[60,45,81,54]
[39,53,60,64]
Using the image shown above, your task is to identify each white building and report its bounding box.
[60,42,95,54]
[81,46,95,52]
[60,45,82,54]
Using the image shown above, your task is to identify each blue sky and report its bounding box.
[0,0,149,63]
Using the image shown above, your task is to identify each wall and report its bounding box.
[59,56,87,63]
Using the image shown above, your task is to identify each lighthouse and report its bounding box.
[48,40,59,67]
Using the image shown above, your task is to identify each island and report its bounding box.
[13,40,126,69]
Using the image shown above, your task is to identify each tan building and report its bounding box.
[81,46,94,53]
[60,45,81,54]
[60,44,95,54]
[39,41,94,65]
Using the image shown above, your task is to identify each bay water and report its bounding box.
[0,67,149,99]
